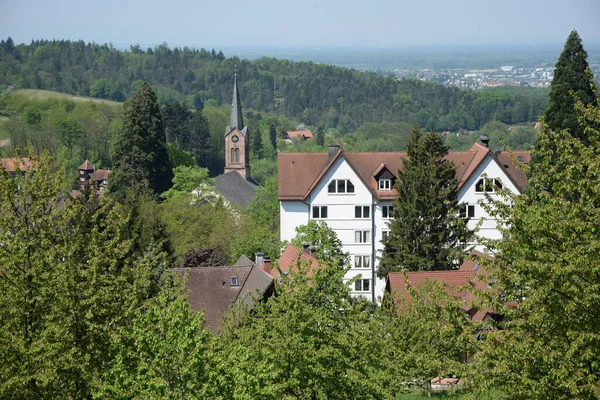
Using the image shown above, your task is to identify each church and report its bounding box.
[214,76,261,209]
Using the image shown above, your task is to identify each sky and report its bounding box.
[1,0,599,49]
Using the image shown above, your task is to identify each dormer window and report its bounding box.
[230,276,239,286]
[475,178,503,193]
[379,179,392,190]
[328,179,354,194]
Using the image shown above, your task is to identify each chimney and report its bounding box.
[308,245,318,258]
[301,241,310,255]
[255,252,264,267]
[328,144,340,161]
[479,135,490,148]
[263,255,271,275]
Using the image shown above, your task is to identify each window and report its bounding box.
[382,230,390,241]
[355,230,370,244]
[354,279,371,292]
[382,205,394,219]
[312,206,328,219]
[328,179,355,194]
[354,255,371,269]
[460,204,475,218]
[355,205,370,219]
[230,147,240,163]
[517,155,525,162]
[475,178,503,193]
[379,179,392,190]
[230,276,239,286]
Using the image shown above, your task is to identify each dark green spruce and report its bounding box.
[109,82,173,199]
[378,128,470,276]
[542,30,598,143]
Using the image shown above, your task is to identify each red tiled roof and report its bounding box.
[278,145,529,201]
[274,243,320,279]
[286,130,313,140]
[1,158,31,172]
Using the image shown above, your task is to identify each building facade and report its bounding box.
[278,141,529,302]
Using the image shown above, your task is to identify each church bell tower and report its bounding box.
[224,75,250,179]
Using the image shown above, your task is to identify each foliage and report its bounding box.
[161,165,213,200]
[0,151,188,398]
[181,246,229,268]
[542,30,598,143]
[246,175,279,232]
[291,220,349,267]
[379,128,470,277]
[167,142,196,167]
[473,97,600,399]
[109,82,173,200]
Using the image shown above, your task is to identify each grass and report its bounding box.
[13,89,121,105]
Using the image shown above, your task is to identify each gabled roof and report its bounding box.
[89,169,110,182]
[278,144,529,201]
[1,158,31,173]
[174,264,273,333]
[286,130,313,140]
[215,171,261,209]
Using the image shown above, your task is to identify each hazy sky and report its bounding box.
[2,0,599,48]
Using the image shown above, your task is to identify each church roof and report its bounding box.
[227,75,244,133]
[215,171,260,209]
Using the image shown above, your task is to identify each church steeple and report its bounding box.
[229,74,244,131]
[224,75,250,179]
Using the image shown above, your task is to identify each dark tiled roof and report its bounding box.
[89,169,110,182]
[215,171,261,209]
[278,144,530,201]
[228,75,244,132]
[233,254,256,267]
[174,265,273,333]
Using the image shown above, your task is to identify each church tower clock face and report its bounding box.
[232,135,239,143]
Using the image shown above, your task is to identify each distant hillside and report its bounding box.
[14,89,122,105]
[0,39,548,132]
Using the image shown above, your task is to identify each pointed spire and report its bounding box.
[229,74,244,131]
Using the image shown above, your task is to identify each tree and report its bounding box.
[378,128,470,277]
[109,82,173,199]
[542,30,598,143]
[160,165,212,200]
[250,122,263,159]
[188,109,212,169]
[291,220,348,267]
[473,96,600,399]
[181,246,229,268]
[269,121,277,149]
[162,101,190,147]
[316,125,325,146]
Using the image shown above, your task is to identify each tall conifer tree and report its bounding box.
[188,109,211,168]
[542,30,598,143]
[378,128,470,277]
[109,82,173,199]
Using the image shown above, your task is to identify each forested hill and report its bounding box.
[0,38,547,132]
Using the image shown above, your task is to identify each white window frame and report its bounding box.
[354,255,371,269]
[355,205,370,219]
[328,179,355,194]
[312,205,328,219]
[475,177,503,194]
[354,279,371,292]
[355,230,371,244]
[379,179,392,190]
[382,205,394,219]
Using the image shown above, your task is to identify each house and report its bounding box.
[76,159,111,193]
[0,158,31,176]
[214,76,261,209]
[270,242,320,281]
[174,254,274,333]
[278,138,529,302]
[385,253,500,323]
[285,130,314,142]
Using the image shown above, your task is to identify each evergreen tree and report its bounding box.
[316,126,325,147]
[269,122,277,149]
[161,100,190,147]
[378,128,470,277]
[542,30,598,143]
[188,109,212,168]
[109,82,173,199]
[250,122,263,159]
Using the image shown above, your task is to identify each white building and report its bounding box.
[278,140,529,302]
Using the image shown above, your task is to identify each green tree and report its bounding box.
[109,82,173,199]
[55,116,83,157]
[188,109,212,169]
[473,97,600,399]
[316,125,325,146]
[542,30,598,143]
[269,121,277,149]
[167,142,196,168]
[378,128,470,277]
[250,123,263,159]
[291,220,348,267]
[161,165,213,200]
